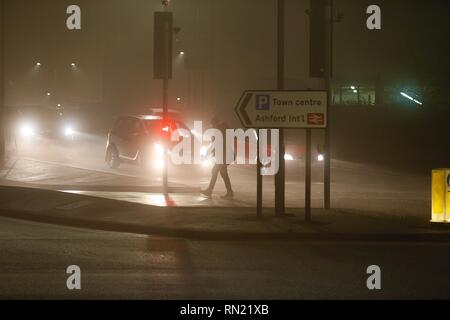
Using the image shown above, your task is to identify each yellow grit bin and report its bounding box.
[431,169,450,223]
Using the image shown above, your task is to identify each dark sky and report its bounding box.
[4,0,449,123]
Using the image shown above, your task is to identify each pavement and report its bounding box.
[1,140,448,242]
[1,154,432,210]
[0,183,449,242]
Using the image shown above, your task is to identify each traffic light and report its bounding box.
[309,0,326,77]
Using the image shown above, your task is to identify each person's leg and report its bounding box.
[220,164,233,196]
[203,164,220,194]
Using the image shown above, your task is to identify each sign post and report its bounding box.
[305,129,312,221]
[323,0,333,210]
[256,131,262,217]
[236,90,327,219]
[0,0,4,169]
[308,0,333,210]
[275,0,285,217]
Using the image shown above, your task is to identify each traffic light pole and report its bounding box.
[275,0,285,216]
[323,0,333,209]
[162,5,171,193]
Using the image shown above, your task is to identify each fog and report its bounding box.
[2,0,450,175]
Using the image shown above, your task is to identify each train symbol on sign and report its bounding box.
[307,113,325,125]
[256,95,270,111]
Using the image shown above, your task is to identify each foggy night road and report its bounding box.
[4,133,430,215]
[1,216,449,300]
[0,0,449,305]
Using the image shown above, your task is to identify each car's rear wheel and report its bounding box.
[106,146,120,169]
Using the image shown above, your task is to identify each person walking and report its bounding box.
[200,116,234,199]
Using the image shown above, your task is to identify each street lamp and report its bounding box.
[400,91,423,106]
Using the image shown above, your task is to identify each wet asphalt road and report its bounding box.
[5,134,431,214]
[1,134,445,299]
[1,217,449,299]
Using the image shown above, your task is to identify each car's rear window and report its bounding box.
[144,120,159,132]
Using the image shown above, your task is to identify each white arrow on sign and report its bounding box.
[235,90,327,129]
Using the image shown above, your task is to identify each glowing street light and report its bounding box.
[46,92,51,96]
[36,62,41,66]
[179,51,185,55]
[400,92,423,105]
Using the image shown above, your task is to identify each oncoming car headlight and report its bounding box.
[202,158,214,168]
[200,145,208,157]
[150,143,168,171]
[152,158,165,170]
[154,143,164,156]
[19,123,35,137]
[64,127,74,136]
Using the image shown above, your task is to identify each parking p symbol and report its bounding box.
[256,95,270,111]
